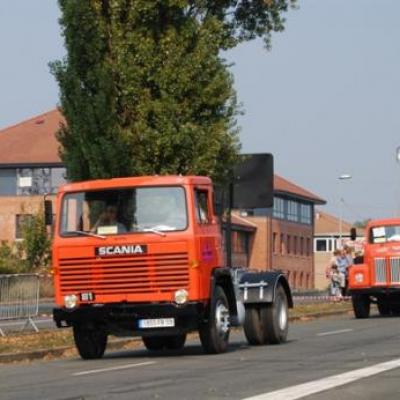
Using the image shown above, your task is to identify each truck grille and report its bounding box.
[58,252,189,296]
[390,257,400,283]
[374,258,387,283]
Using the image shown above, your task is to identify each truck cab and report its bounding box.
[349,218,400,318]
[52,173,292,358]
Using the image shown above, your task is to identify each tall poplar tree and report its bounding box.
[51,0,294,183]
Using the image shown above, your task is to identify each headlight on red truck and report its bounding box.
[174,289,188,305]
[64,294,78,309]
[355,273,364,283]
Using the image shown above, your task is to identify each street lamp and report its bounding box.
[338,174,352,247]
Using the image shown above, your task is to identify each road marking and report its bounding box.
[72,361,156,377]
[317,328,353,336]
[241,358,400,400]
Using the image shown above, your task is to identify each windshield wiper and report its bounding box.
[143,227,167,237]
[67,230,106,239]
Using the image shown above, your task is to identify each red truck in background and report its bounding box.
[48,154,293,359]
[349,218,400,318]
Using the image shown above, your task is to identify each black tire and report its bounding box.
[377,299,391,316]
[142,334,187,351]
[165,334,186,350]
[73,325,107,360]
[243,306,265,345]
[352,294,371,319]
[199,285,230,354]
[142,336,166,351]
[262,284,289,344]
[390,305,400,316]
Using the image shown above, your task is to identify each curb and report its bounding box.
[0,309,352,364]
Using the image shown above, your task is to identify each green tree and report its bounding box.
[0,241,24,274]
[51,0,294,183]
[353,219,371,229]
[21,213,51,272]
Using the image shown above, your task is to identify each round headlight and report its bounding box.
[64,294,78,309]
[355,273,364,283]
[174,289,188,305]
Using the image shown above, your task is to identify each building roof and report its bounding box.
[274,175,326,205]
[0,109,63,166]
[231,213,258,231]
[315,209,364,236]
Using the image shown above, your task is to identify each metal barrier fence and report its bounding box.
[0,274,40,336]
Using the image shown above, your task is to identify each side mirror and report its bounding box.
[350,227,357,241]
[44,200,53,226]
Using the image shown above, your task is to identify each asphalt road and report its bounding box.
[2,313,400,400]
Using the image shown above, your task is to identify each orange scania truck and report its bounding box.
[349,218,400,318]
[50,154,293,359]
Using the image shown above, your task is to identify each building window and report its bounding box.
[300,237,304,256]
[287,235,291,254]
[15,214,33,239]
[280,233,285,255]
[300,204,312,225]
[293,236,298,255]
[273,197,285,219]
[0,169,17,195]
[15,168,66,195]
[315,238,328,252]
[287,200,299,222]
[273,232,277,254]
[233,231,249,254]
[51,168,67,192]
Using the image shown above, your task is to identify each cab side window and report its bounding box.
[195,190,210,224]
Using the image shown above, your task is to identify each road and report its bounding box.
[1,314,400,400]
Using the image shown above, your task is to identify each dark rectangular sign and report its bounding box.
[233,153,274,209]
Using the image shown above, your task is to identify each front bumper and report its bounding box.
[53,302,205,336]
[348,287,400,296]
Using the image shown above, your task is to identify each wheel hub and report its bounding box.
[278,298,288,330]
[215,301,230,335]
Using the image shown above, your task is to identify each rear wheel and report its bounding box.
[352,294,371,318]
[262,284,289,344]
[73,324,107,360]
[199,285,230,354]
[243,306,264,345]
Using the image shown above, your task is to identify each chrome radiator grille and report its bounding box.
[390,257,400,283]
[374,258,387,283]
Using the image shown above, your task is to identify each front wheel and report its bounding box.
[352,294,371,318]
[73,325,107,360]
[377,299,391,316]
[199,285,230,354]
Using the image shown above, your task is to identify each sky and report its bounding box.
[1,0,400,223]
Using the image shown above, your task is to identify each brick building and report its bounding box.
[0,109,326,289]
[232,176,326,289]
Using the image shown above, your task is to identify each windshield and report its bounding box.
[60,186,187,237]
[370,225,400,244]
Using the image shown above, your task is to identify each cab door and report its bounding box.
[193,186,222,300]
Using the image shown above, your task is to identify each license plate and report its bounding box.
[138,318,175,329]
